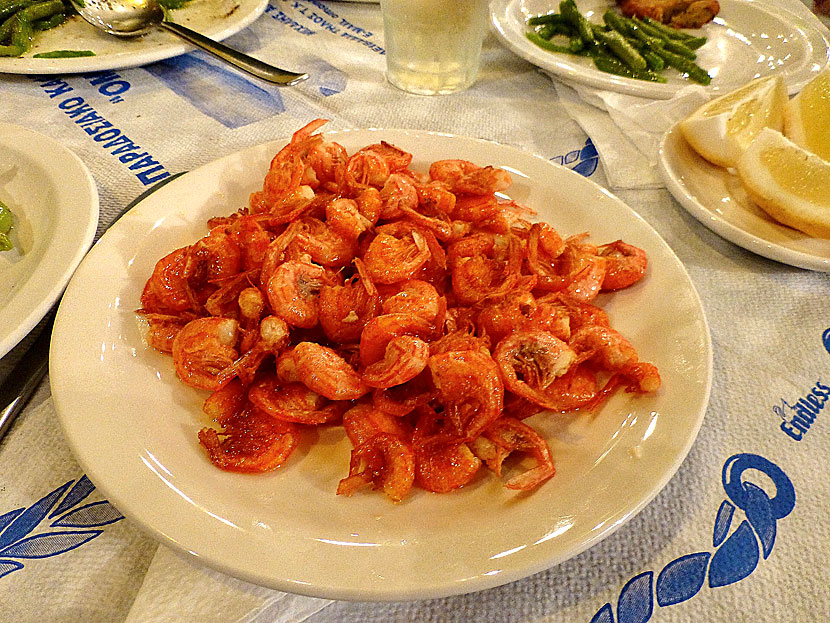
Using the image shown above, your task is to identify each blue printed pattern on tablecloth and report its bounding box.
[0,476,123,579]
[553,139,599,177]
[589,453,795,623]
[142,55,286,129]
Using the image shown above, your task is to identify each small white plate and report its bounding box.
[491,0,830,99]
[659,123,830,271]
[0,124,98,359]
[0,0,267,75]
[51,129,712,601]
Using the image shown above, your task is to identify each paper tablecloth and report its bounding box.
[1,1,829,622]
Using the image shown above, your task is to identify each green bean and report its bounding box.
[560,0,594,45]
[593,56,666,82]
[568,34,586,52]
[0,14,32,55]
[1,0,88,56]
[525,30,576,55]
[642,49,665,71]
[528,12,567,27]
[641,16,698,41]
[0,200,13,252]
[551,22,573,36]
[32,11,63,29]
[623,16,700,58]
[0,0,63,54]
[631,16,704,56]
[617,15,657,47]
[631,16,673,42]
[20,0,63,21]
[661,36,696,59]
[603,9,634,37]
[652,46,711,84]
[34,48,94,57]
[594,28,647,70]
[0,15,14,42]
[536,23,555,39]
[525,6,710,85]
[536,21,573,40]
[603,9,667,70]
[683,36,708,50]
[0,0,39,20]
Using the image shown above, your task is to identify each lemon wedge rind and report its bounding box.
[784,67,830,162]
[737,128,830,239]
[680,75,787,169]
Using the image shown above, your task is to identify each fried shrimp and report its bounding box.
[139,119,659,501]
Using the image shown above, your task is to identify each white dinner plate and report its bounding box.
[659,124,830,271]
[51,129,712,601]
[0,0,267,75]
[0,124,98,359]
[491,0,830,99]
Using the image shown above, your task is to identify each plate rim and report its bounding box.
[0,122,99,359]
[490,0,830,99]
[51,128,713,601]
[658,122,830,272]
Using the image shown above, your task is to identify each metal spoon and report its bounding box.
[69,0,308,85]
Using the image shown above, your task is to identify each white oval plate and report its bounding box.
[659,123,830,271]
[51,129,712,601]
[0,123,98,359]
[0,0,267,75]
[491,0,830,99]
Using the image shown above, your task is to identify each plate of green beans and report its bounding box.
[491,0,830,99]
[0,0,266,73]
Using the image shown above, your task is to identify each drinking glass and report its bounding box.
[380,0,490,95]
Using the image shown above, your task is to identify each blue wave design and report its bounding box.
[573,139,599,177]
[712,501,734,547]
[655,552,710,607]
[0,530,103,558]
[588,453,795,622]
[0,508,24,534]
[590,603,614,623]
[741,482,776,559]
[552,139,599,178]
[51,501,123,529]
[822,328,830,355]
[708,521,759,588]
[50,475,95,518]
[0,560,23,579]
[0,481,72,550]
[0,476,124,579]
[617,572,653,623]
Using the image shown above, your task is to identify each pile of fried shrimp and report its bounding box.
[137,119,660,502]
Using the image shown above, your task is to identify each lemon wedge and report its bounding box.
[784,67,830,162]
[679,75,787,168]
[737,128,830,238]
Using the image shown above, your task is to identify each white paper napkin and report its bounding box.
[124,547,331,623]
[552,79,709,190]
